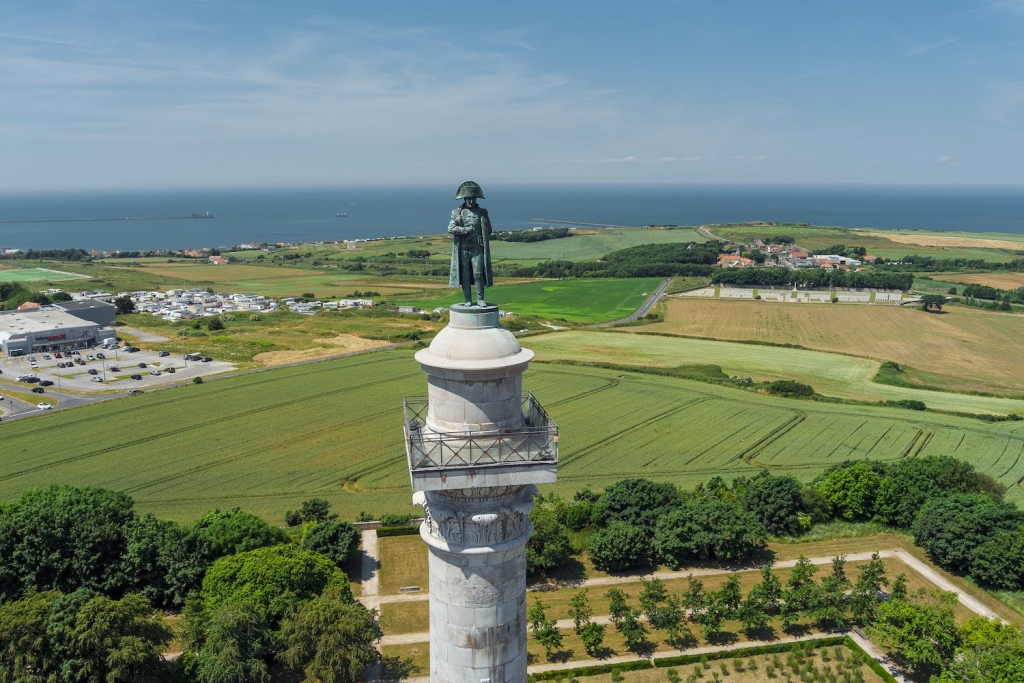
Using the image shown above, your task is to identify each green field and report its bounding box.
[488,227,707,262]
[0,268,91,282]
[407,278,664,323]
[527,330,1024,415]
[2,348,1023,524]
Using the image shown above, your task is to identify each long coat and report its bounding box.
[448,204,494,288]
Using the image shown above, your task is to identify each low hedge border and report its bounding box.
[376,525,420,538]
[527,635,891,682]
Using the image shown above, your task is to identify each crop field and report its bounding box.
[645,298,1024,397]
[0,267,90,282]
[528,330,1024,415]
[407,278,664,323]
[488,227,707,262]
[934,271,1024,290]
[2,349,1024,524]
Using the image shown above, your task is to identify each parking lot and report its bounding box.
[0,346,235,395]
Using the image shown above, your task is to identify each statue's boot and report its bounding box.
[476,283,486,306]
[462,284,473,305]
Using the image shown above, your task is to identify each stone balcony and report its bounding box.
[403,392,558,491]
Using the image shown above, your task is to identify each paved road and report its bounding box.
[591,278,671,328]
[697,225,728,242]
[117,326,172,343]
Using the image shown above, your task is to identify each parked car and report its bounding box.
[96,352,105,359]
[126,347,140,353]
[138,362,147,368]
[43,354,51,360]
[39,380,54,387]
[164,367,176,374]
[37,403,51,410]
[109,365,120,372]
[25,377,40,383]
[88,369,98,375]
[150,370,161,376]
[158,351,170,357]
[28,356,36,362]
[202,357,212,362]
[54,352,63,358]
[90,376,103,383]
[128,389,145,396]
[130,374,142,380]
[31,387,44,394]
[86,354,95,360]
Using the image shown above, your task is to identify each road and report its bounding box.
[591,278,671,327]
[697,225,728,242]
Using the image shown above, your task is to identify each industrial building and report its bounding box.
[0,307,116,356]
[53,298,117,327]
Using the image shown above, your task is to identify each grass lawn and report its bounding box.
[645,297,1024,397]
[3,350,1024,522]
[377,535,429,595]
[119,308,443,366]
[0,267,91,282]
[407,278,664,323]
[488,227,707,262]
[527,329,1024,414]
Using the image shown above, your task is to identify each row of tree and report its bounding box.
[525,456,1024,590]
[491,227,573,242]
[710,266,915,291]
[505,241,722,279]
[0,281,72,310]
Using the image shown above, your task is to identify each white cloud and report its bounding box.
[600,155,639,163]
[907,36,960,56]
[682,155,703,162]
[654,156,677,162]
[937,155,954,163]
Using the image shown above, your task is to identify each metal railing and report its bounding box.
[404,392,558,472]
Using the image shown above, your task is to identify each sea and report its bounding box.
[1,185,1023,252]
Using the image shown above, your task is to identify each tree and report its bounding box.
[970,530,1024,589]
[812,556,850,630]
[207,317,225,331]
[742,473,807,536]
[911,493,1024,573]
[587,522,652,572]
[815,461,881,522]
[591,478,680,530]
[849,553,888,624]
[694,594,726,643]
[619,609,648,653]
[920,294,946,312]
[188,600,272,683]
[123,513,210,607]
[639,578,669,626]
[0,485,136,601]
[191,508,290,560]
[934,617,1024,683]
[868,589,960,677]
[568,589,593,635]
[113,295,135,315]
[527,598,562,659]
[279,589,381,683]
[874,456,990,529]
[579,621,606,657]
[197,544,351,627]
[526,506,572,573]
[715,575,742,619]
[889,573,908,602]
[302,520,362,568]
[0,588,172,683]
[739,563,781,634]
[299,498,336,524]
[780,556,818,631]
[605,588,630,629]
[653,498,767,568]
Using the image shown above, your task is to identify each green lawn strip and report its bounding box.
[489,227,707,262]
[0,388,58,406]
[405,278,664,323]
[526,330,1024,415]
[0,267,91,282]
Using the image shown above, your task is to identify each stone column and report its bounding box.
[406,303,557,683]
[414,484,537,683]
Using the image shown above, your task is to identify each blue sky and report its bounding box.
[2,1,1024,190]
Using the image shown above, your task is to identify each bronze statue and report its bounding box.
[448,181,494,306]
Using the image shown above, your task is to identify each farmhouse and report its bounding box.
[0,307,116,356]
[717,253,754,268]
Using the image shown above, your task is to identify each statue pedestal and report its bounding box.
[403,305,558,683]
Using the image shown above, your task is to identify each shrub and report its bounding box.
[249,314,261,321]
[764,380,815,399]
[969,530,1024,589]
[379,513,416,526]
[193,376,204,384]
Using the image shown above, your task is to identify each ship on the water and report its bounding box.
[192,211,214,219]
[336,212,348,217]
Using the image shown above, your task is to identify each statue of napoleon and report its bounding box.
[448,181,494,306]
